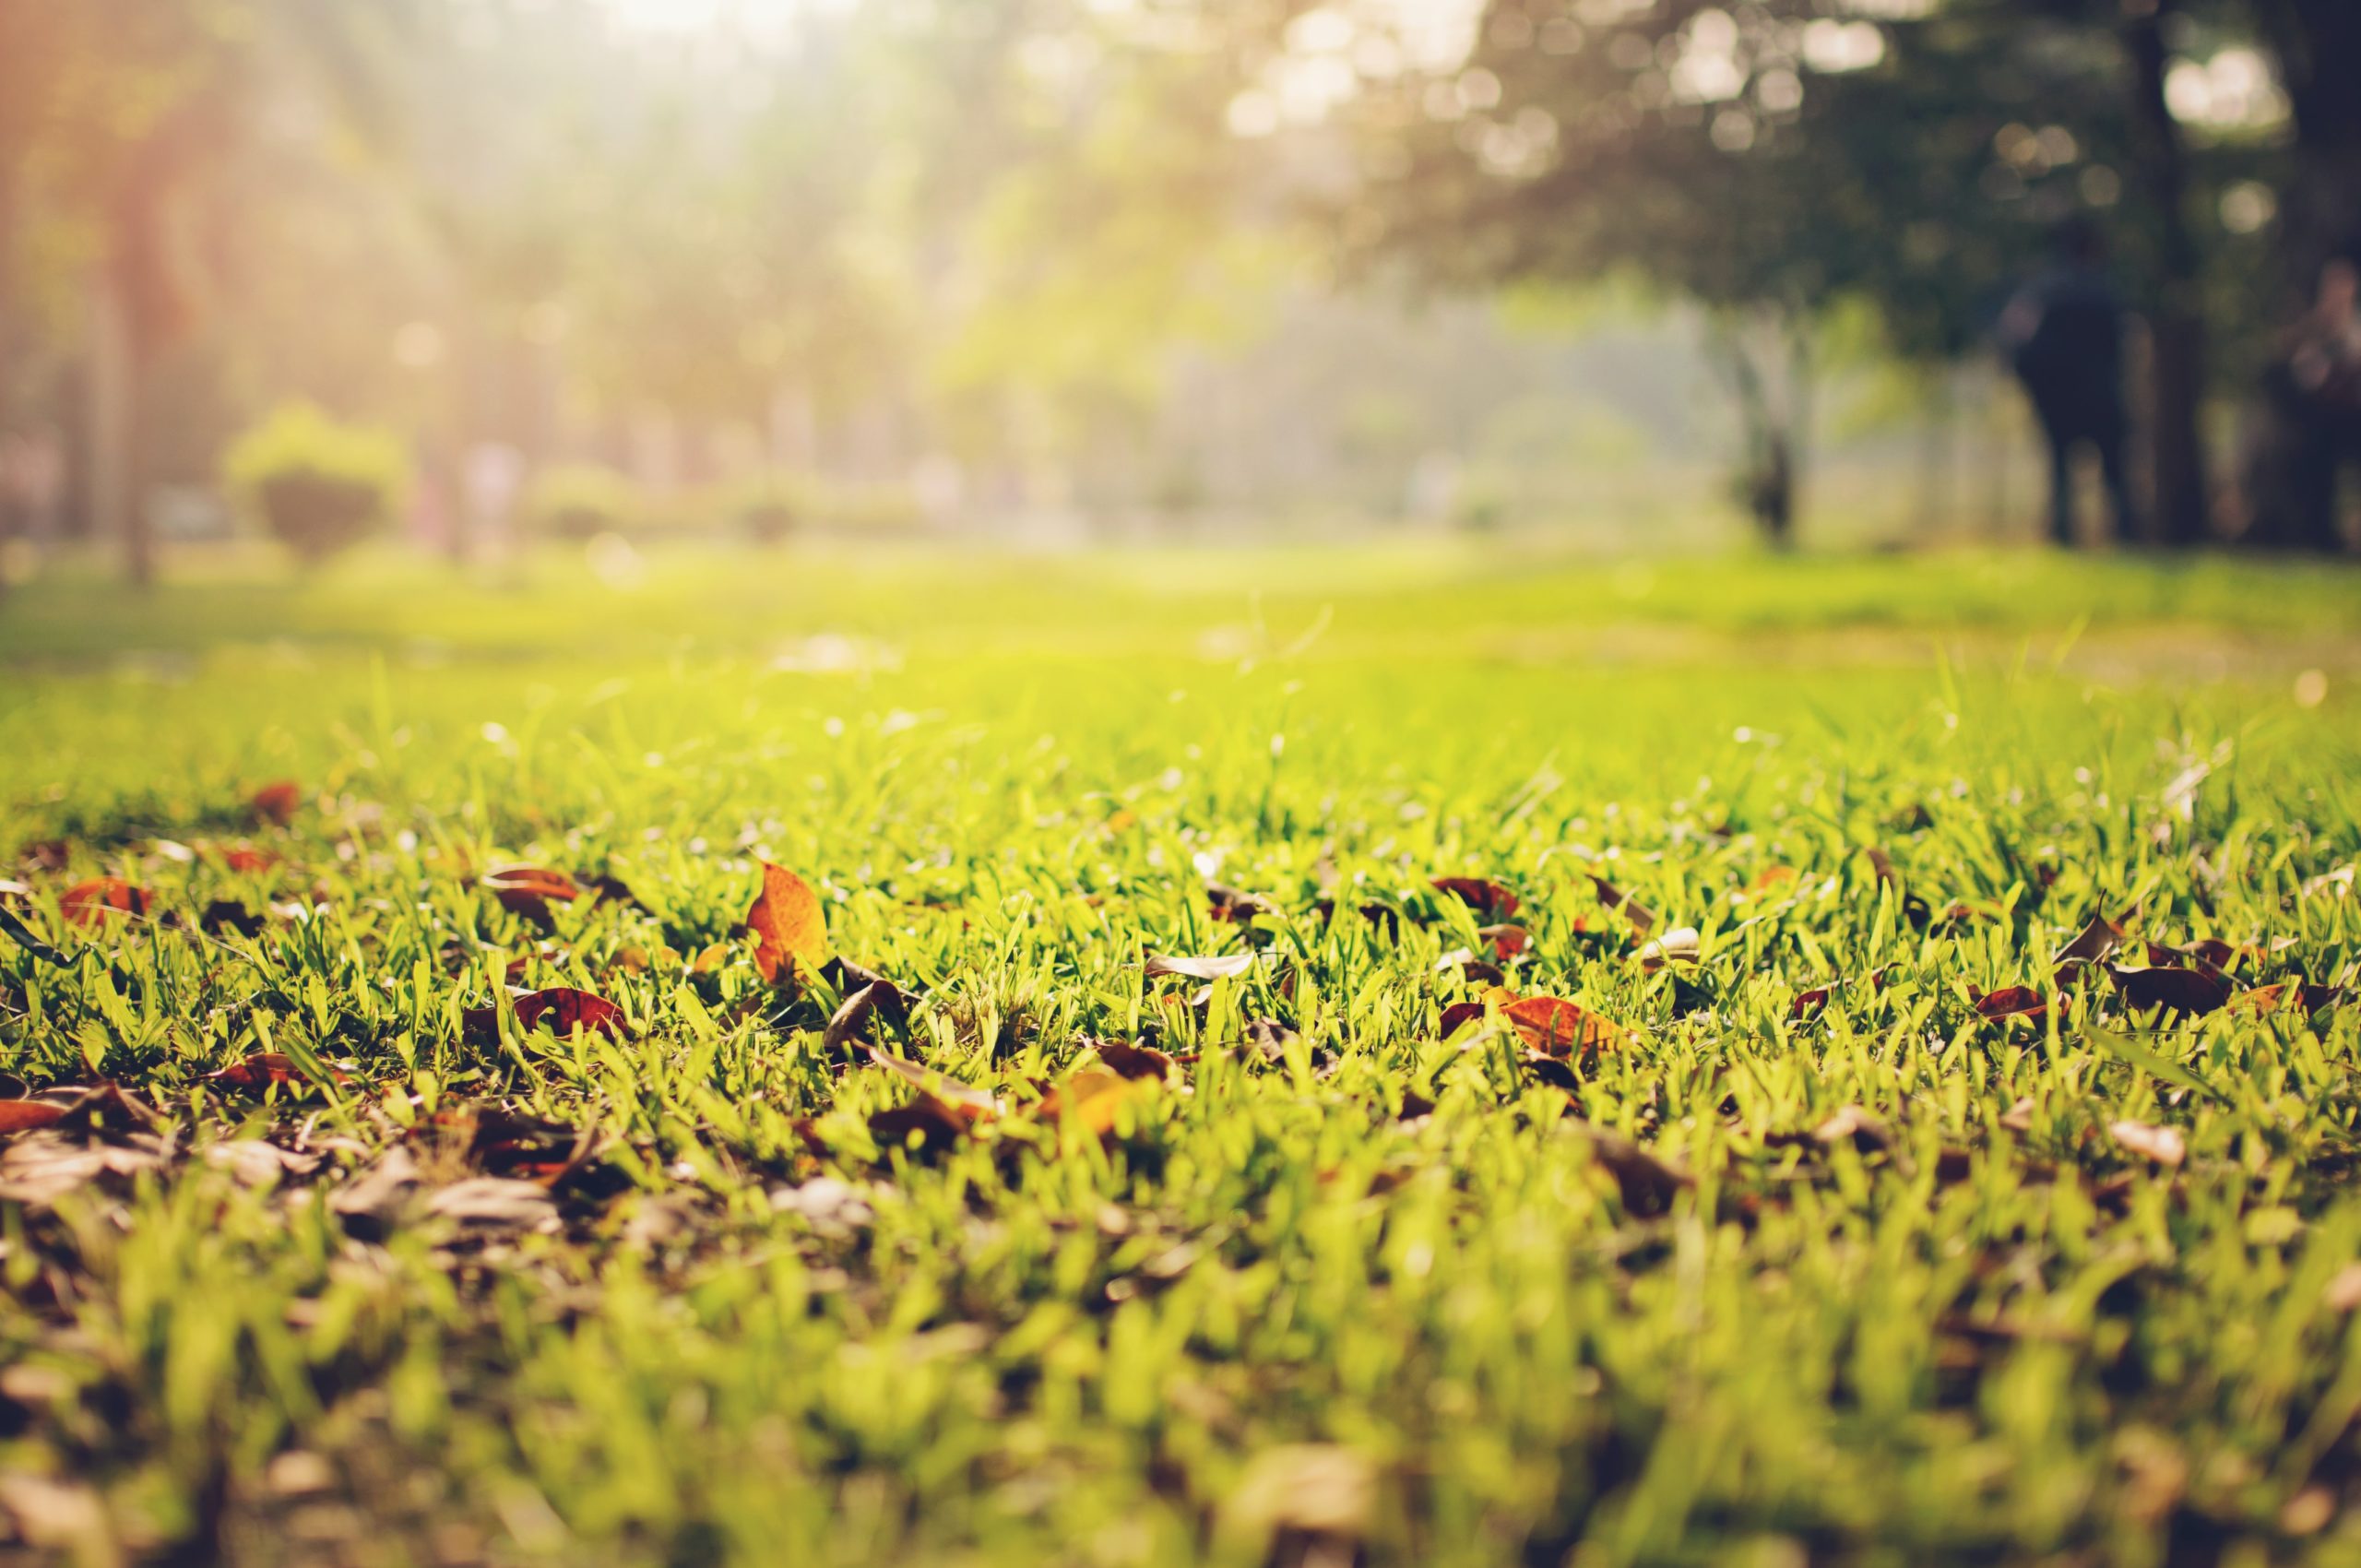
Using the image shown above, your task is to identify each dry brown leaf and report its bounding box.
[1092,1038,1178,1082]
[2054,914,2126,968]
[2106,966,2230,1017]
[1973,985,2049,1024]
[1145,951,1260,981]
[2108,1119,2188,1168]
[867,1048,1000,1123]
[1589,873,1656,933]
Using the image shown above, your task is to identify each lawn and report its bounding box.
[4,542,2361,1567]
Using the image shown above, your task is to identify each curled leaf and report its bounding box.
[1635,926,1701,973]
[1145,951,1260,981]
[1589,873,1656,933]
[1092,1038,1178,1082]
[2054,914,2126,968]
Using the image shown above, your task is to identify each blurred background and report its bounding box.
[0,0,2355,593]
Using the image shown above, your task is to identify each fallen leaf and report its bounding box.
[207,1053,350,1094]
[1431,876,1519,921]
[60,879,151,927]
[1437,1000,1487,1039]
[1037,1070,1153,1139]
[2054,914,2126,968]
[746,861,829,985]
[1811,1104,1892,1152]
[867,1097,971,1156]
[1589,873,1656,933]
[2230,980,2343,1016]
[1480,923,1530,959]
[1206,884,1275,923]
[1974,985,2049,1023]
[867,1048,1000,1123]
[250,780,303,826]
[2106,966,2230,1017]
[824,982,896,1055]
[425,1176,560,1229]
[1635,926,1701,972]
[0,1101,69,1134]
[484,864,580,925]
[1788,984,1833,1019]
[512,987,627,1038]
[1092,1038,1178,1081]
[2108,1119,2188,1168]
[1572,1122,1691,1216]
[1503,995,1624,1060]
[1145,951,1260,981]
[199,899,266,937]
[205,1139,323,1185]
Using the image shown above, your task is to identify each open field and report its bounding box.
[5,544,2361,1566]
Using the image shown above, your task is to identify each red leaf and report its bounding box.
[61,879,151,927]
[0,1100,69,1134]
[1973,985,2049,1023]
[513,987,627,1038]
[1481,923,1530,959]
[250,781,303,826]
[1437,1001,1487,1038]
[1789,984,1833,1019]
[746,862,829,985]
[1431,876,1520,921]
[2106,966,2230,1017]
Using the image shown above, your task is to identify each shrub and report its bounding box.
[222,404,408,567]
[528,465,641,542]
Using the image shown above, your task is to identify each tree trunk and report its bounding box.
[2239,0,2361,551]
[2123,0,2211,547]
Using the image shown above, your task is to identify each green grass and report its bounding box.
[4,542,2361,1566]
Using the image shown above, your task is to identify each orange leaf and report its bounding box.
[746,861,829,984]
[0,1100,69,1134]
[208,1052,351,1093]
[1503,995,1623,1060]
[61,879,151,927]
[513,987,627,1038]
[1037,1069,1152,1140]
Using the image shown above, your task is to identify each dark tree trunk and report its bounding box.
[2123,0,2210,547]
[2239,0,2361,551]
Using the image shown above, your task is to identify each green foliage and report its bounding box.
[220,403,407,567]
